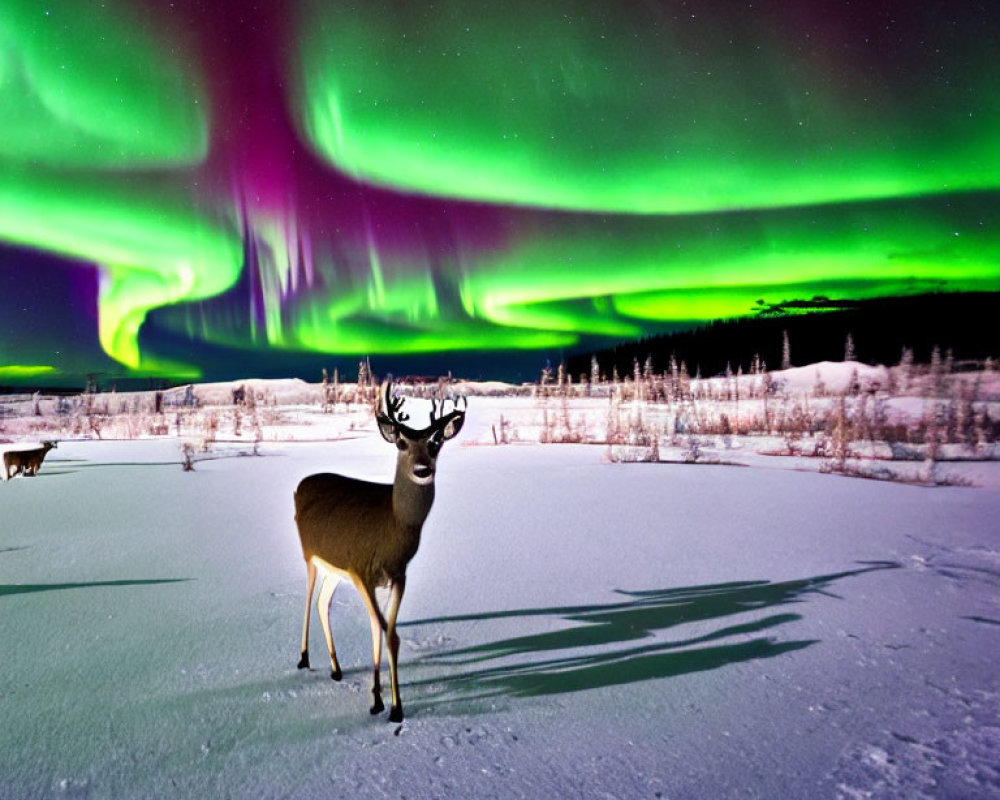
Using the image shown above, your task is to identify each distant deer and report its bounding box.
[294,381,466,722]
[3,441,58,480]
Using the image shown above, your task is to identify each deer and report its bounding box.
[294,381,466,722]
[3,441,58,480]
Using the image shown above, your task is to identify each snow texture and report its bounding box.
[1,412,998,798]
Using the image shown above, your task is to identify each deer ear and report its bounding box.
[377,415,399,444]
[440,413,465,441]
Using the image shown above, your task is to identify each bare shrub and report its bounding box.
[181,442,196,471]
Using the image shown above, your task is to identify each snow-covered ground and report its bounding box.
[2,411,999,798]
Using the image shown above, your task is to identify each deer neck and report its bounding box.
[392,463,436,531]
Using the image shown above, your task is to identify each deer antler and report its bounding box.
[429,392,467,434]
[379,381,429,439]
[378,381,467,437]
[380,382,410,425]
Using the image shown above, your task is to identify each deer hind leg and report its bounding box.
[385,577,407,722]
[298,559,318,669]
[317,572,343,680]
[350,574,388,716]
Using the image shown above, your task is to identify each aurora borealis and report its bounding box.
[1,0,997,385]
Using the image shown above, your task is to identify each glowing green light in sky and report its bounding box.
[159,194,998,358]
[0,0,234,377]
[0,365,56,380]
[0,171,241,374]
[292,303,575,355]
[460,198,999,331]
[298,0,999,213]
[0,0,207,167]
[2,0,998,381]
[163,238,579,355]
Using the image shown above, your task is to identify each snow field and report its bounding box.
[0,430,998,798]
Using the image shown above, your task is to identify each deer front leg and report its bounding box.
[317,573,343,680]
[367,607,384,715]
[298,559,317,669]
[351,575,388,716]
[385,577,406,723]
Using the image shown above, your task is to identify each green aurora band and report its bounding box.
[298,0,999,214]
[1,0,998,382]
[0,365,56,381]
[0,170,242,375]
[160,193,997,358]
[0,0,239,377]
[0,0,207,167]
[462,197,999,329]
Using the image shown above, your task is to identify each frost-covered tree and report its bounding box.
[781,330,792,371]
[814,370,827,398]
[897,347,914,393]
[181,442,196,471]
[829,395,849,472]
[928,346,945,398]
[848,367,861,396]
[954,379,976,447]
[665,353,678,400]
[251,406,264,455]
[356,358,376,409]
[844,332,855,362]
[539,361,553,397]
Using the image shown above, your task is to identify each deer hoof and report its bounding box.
[297,653,310,670]
[330,666,342,682]
[370,697,385,715]
[388,706,404,723]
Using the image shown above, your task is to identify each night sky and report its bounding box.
[1,0,997,386]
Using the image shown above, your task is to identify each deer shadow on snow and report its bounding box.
[0,544,191,596]
[0,578,190,597]
[403,561,899,710]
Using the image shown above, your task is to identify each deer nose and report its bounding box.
[412,463,434,480]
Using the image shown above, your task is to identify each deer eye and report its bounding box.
[396,438,408,452]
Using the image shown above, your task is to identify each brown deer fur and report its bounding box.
[294,382,465,723]
[3,441,57,480]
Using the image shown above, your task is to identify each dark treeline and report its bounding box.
[568,292,1000,380]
